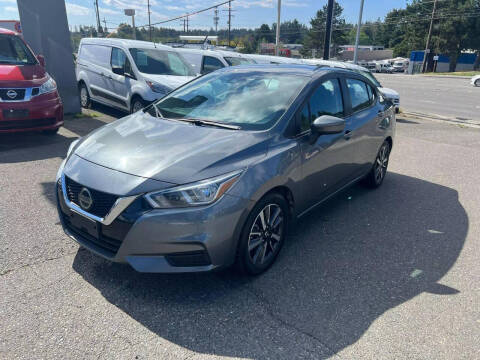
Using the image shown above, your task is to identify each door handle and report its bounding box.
[344,130,353,140]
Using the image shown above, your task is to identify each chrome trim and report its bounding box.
[61,173,139,225]
[0,87,36,102]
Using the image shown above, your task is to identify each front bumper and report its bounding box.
[56,174,252,273]
[0,91,63,133]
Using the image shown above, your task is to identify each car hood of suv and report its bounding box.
[379,87,399,100]
[0,64,47,87]
[141,73,195,91]
[74,112,269,184]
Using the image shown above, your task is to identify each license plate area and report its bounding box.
[3,109,29,119]
[69,212,100,239]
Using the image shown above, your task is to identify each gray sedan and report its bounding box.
[56,64,396,275]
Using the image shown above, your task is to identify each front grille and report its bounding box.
[0,88,26,101]
[64,176,119,218]
[165,251,212,267]
[0,118,55,130]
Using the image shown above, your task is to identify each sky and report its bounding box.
[0,0,410,32]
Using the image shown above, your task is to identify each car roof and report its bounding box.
[216,63,356,77]
[172,47,246,58]
[0,27,17,35]
[79,37,172,51]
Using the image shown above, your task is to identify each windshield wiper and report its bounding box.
[175,118,241,130]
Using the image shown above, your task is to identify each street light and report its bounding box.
[124,9,136,40]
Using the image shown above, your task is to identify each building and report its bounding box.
[338,45,384,52]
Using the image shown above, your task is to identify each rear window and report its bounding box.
[0,34,37,65]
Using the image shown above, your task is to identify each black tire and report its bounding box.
[363,140,391,188]
[475,79,480,87]
[79,82,91,108]
[130,96,145,114]
[42,128,59,136]
[236,193,289,275]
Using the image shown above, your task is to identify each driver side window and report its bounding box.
[296,78,344,134]
[111,47,133,75]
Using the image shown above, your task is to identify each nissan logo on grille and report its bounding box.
[6,90,18,99]
[78,187,93,211]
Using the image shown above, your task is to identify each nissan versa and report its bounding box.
[56,65,395,275]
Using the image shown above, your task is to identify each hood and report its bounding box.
[379,87,399,99]
[73,112,269,184]
[140,73,195,90]
[0,64,47,87]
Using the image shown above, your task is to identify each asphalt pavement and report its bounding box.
[1,112,479,359]
[376,73,479,122]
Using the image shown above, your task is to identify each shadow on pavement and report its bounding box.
[72,172,467,358]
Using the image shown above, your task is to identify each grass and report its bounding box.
[424,71,480,77]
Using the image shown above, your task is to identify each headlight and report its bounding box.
[145,170,243,208]
[38,76,57,95]
[146,80,171,94]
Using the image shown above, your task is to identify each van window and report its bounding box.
[202,56,224,74]
[224,57,253,66]
[0,34,36,65]
[129,48,194,76]
[111,47,133,75]
[79,44,111,68]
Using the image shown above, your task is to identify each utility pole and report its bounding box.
[228,0,232,46]
[323,0,334,60]
[147,0,152,41]
[422,0,438,73]
[353,0,364,64]
[275,0,281,56]
[94,0,101,34]
[103,17,107,34]
[214,7,219,33]
[186,16,189,32]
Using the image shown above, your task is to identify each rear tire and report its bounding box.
[236,193,289,275]
[79,82,91,108]
[363,141,391,188]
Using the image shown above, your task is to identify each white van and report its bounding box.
[76,38,195,113]
[174,48,254,75]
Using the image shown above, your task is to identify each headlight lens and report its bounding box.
[145,170,243,208]
[146,80,171,94]
[38,76,57,95]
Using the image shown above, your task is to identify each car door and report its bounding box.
[108,47,134,110]
[297,76,358,211]
[201,55,225,74]
[343,77,388,173]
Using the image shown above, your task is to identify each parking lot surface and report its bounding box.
[1,111,479,359]
[376,73,479,122]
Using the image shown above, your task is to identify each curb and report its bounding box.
[401,111,480,129]
[420,75,472,80]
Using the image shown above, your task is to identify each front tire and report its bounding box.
[475,79,480,87]
[363,141,391,188]
[130,97,145,113]
[79,82,90,108]
[236,193,289,275]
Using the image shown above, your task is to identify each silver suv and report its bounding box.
[76,38,195,113]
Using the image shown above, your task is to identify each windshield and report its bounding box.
[356,70,381,87]
[153,71,309,130]
[129,48,195,76]
[0,34,37,65]
[224,56,254,66]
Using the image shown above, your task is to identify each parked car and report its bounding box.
[375,62,394,73]
[56,64,395,275]
[0,27,63,134]
[471,75,480,87]
[301,59,400,113]
[242,53,298,65]
[76,38,195,113]
[393,60,408,72]
[173,48,254,75]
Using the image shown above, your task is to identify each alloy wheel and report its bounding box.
[132,100,144,113]
[80,86,89,107]
[247,204,284,266]
[374,143,390,184]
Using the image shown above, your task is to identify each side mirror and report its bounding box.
[37,54,45,68]
[311,115,345,135]
[112,66,125,76]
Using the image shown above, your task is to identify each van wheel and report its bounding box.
[79,83,90,108]
[236,193,289,275]
[363,141,391,188]
[475,79,480,87]
[131,97,145,113]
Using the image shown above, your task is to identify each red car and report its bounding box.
[0,28,63,134]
